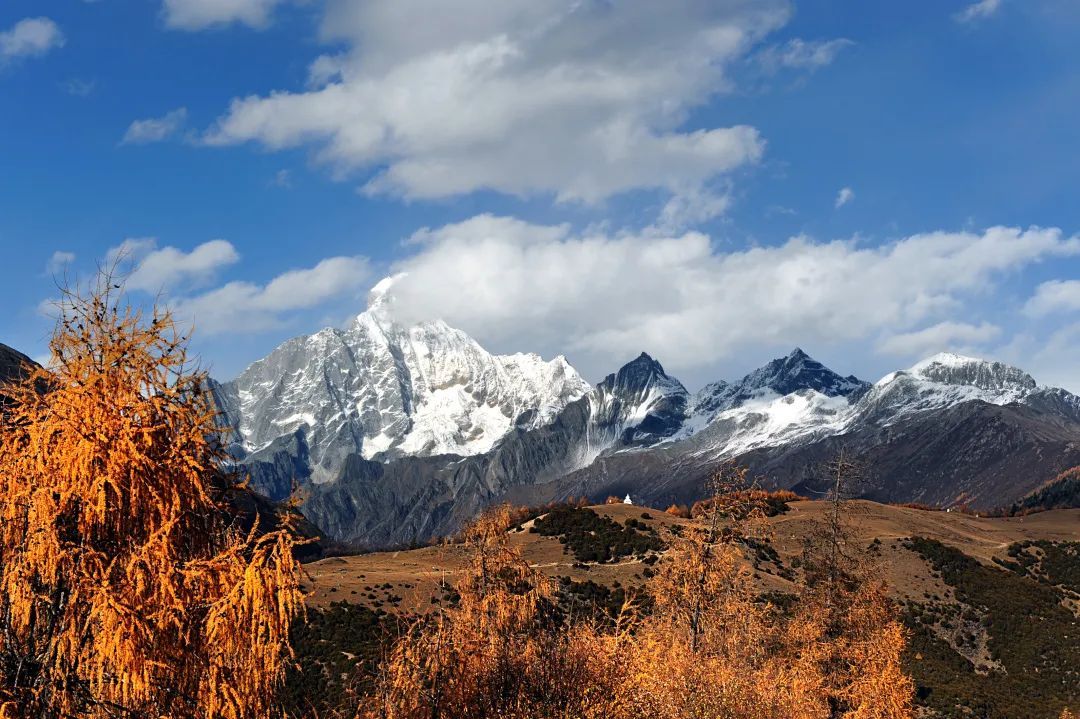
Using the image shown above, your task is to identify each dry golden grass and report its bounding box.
[302,500,1080,610]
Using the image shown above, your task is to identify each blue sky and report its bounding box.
[2,0,1080,391]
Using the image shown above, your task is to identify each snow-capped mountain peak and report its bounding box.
[681,348,869,434]
[857,354,1040,427]
[215,277,591,485]
[583,353,691,454]
[907,353,1037,392]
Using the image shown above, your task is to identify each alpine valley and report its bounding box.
[204,279,1080,549]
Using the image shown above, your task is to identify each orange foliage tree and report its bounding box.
[365,504,624,719]
[794,451,913,718]
[364,462,914,719]
[0,280,304,718]
[620,465,827,719]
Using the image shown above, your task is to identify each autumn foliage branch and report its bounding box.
[0,277,304,719]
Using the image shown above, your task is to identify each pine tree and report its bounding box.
[0,279,304,719]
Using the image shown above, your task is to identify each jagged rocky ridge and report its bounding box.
[211,287,1080,547]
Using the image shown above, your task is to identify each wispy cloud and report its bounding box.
[202,1,789,222]
[162,0,290,31]
[45,251,76,276]
[1024,279,1080,317]
[955,0,1003,24]
[272,169,292,188]
[756,38,854,74]
[877,321,1001,357]
[62,78,96,97]
[121,108,188,145]
[375,216,1079,380]
[835,187,855,208]
[170,256,371,335]
[0,17,65,63]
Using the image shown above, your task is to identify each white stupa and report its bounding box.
[623,493,633,505]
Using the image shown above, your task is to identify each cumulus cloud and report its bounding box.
[756,38,853,73]
[121,108,188,145]
[45,251,76,275]
[170,256,371,335]
[954,0,1003,23]
[108,238,240,292]
[162,0,288,30]
[376,216,1079,379]
[876,321,1002,358]
[203,0,789,209]
[0,17,65,62]
[1023,279,1080,317]
[835,187,855,208]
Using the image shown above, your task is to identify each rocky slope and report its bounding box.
[211,283,1080,547]
[547,353,1080,512]
[304,348,1080,546]
[0,343,37,403]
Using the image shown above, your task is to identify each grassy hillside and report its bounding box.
[293,500,1080,718]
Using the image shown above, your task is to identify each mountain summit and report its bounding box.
[215,279,590,486]
[587,352,690,448]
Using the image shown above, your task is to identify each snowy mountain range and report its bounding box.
[214,279,1080,547]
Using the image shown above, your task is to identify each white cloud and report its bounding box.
[1023,279,1080,317]
[757,38,853,73]
[0,17,65,62]
[955,0,1003,23]
[162,0,288,30]
[108,238,240,292]
[376,217,1079,380]
[835,187,855,208]
[170,256,371,335]
[273,169,292,188]
[996,322,1080,392]
[877,321,1002,358]
[121,108,188,145]
[656,185,733,232]
[62,78,96,97]
[203,0,789,209]
[45,251,76,275]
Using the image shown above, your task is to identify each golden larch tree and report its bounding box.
[621,465,830,719]
[0,280,304,718]
[365,504,623,719]
[794,451,913,718]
